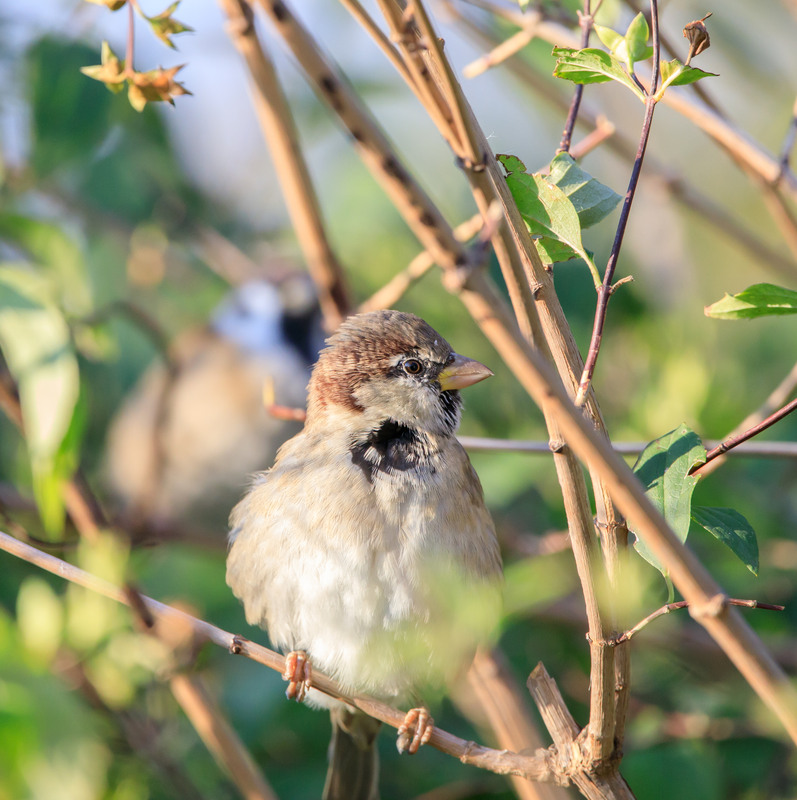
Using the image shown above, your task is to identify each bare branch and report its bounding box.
[692,397,797,477]
[170,674,279,800]
[615,599,785,644]
[695,359,797,478]
[219,0,351,329]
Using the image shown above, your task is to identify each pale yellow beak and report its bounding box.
[438,353,493,391]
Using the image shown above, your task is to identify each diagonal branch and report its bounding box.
[219,0,351,328]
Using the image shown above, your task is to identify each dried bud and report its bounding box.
[683,12,712,65]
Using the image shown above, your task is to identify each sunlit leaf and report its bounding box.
[704,283,797,319]
[505,171,590,265]
[547,152,621,228]
[631,424,706,575]
[0,266,80,534]
[658,59,718,93]
[691,506,759,575]
[552,47,644,100]
[623,13,653,70]
[0,215,92,315]
[17,577,64,664]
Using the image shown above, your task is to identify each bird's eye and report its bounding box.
[403,359,423,375]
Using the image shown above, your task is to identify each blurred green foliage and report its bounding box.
[1,2,796,799]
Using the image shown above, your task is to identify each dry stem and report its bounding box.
[219,0,351,328]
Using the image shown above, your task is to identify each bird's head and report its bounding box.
[307,310,492,436]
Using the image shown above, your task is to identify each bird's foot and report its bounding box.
[282,650,312,702]
[396,707,433,754]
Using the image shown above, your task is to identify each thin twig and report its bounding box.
[457,436,797,458]
[574,0,661,407]
[614,599,785,644]
[463,25,538,79]
[359,213,485,313]
[776,95,797,182]
[557,0,596,154]
[219,0,351,329]
[692,397,797,477]
[0,529,562,784]
[694,359,797,478]
[466,649,572,800]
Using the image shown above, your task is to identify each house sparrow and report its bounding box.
[226,310,502,800]
[106,276,321,534]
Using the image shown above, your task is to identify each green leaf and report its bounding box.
[593,25,623,53]
[691,506,759,575]
[547,152,621,228]
[552,47,644,100]
[704,283,797,319]
[0,266,80,534]
[0,215,92,315]
[658,58,718,91]
[506,171,597,274]
[623,13,653,70]
[631,424,706,575]
[497,153,527,175]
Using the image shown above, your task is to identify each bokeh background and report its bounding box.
[1,1,796,798]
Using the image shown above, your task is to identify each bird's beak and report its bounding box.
[438,353,493,391]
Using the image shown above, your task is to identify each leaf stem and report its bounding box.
[125,0,136,77]
[691,396,797,477]
[574,0,659,407]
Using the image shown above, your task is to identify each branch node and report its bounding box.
[455,153,487,174]
[548,438,567,454]
[229,635,246,655]
[689,593,729,620]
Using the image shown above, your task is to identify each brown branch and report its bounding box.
[442,272,797,746]
[527,664,632,800]
[457,436,797,458]
[614,599,785,645]
[170,674,279,800]
[358,212,485,313]
[470,0,797,201]
[219,0,351,329]
[691,396,797,477]
[0,529,563,785]
[466,649,573,800]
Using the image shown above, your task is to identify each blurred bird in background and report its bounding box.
[105,273,322,536]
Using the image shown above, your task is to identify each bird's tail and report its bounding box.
[323,706,381,800]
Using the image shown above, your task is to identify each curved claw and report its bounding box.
[396,707,433,755]
[283,650,312,702]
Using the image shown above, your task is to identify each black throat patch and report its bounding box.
[350,419,436,484]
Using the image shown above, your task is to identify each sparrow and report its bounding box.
[106,276,322,534]
[226,310,502,800]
